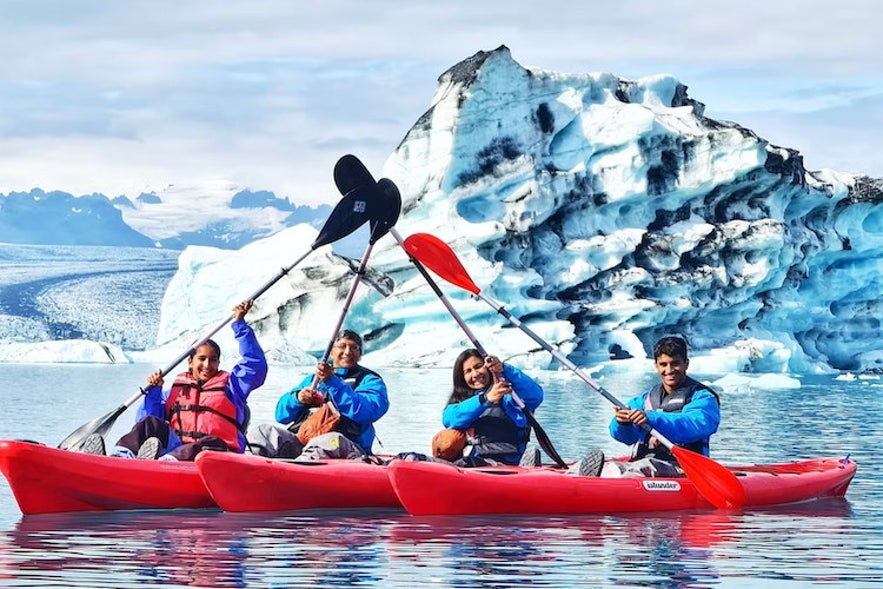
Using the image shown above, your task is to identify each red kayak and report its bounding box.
[195,451,401,512]
[387,456,857,516]
[0,439,215,515]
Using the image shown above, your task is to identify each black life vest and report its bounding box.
[633,376,719,462]
[466,399,528,465]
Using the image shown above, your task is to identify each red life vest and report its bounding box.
[164,371,244,451]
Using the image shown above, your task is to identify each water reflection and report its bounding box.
[0,498,863,588]
[387,511,745,588]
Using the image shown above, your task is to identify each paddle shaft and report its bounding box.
[171,248,316,377]
[310,240,376,395]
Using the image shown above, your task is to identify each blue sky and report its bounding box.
[0,0,879,206]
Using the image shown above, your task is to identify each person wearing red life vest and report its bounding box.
[81,300,267,460]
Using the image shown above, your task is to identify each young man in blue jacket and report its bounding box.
[606,335,720,477]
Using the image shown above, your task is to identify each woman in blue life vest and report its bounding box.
[441,349,544,466]
[80,300,268,461]
[606,335,720,478]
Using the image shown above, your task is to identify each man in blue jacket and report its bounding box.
[606,335,720,477]
[248,329,389,460]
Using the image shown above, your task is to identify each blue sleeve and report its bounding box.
[322,371,390,426]
[502,364,543,411]
[609,394,646,446]
[275,374,312,424]
[442,393,487,429]
[226,319,268,404]
[609,390,721,447]
[645,389,720,444]
[136,384,167,421]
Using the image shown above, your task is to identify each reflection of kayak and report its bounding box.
[387,457,857,516]
[0,439,215,515]
[195,451,401,512]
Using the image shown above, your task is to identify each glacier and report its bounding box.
[2,46,881,376]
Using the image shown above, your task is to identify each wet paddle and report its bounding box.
[311,175,402,389]
[402,232,746,509]
[57,160,384,451]
[390,227,569,469]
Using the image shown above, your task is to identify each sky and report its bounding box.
[1,0,880,207]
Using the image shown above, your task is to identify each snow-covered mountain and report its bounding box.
[0,185,332,249]
[3,46,881,375]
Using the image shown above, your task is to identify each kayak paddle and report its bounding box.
[402,232,746,509]
[311,173,402,389]
[391,226,569,469]
[57,157,385,452]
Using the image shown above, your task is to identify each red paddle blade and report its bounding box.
[672,446,746,509]
[402,233,481,295]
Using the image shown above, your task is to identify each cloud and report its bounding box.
[0,0,880,204]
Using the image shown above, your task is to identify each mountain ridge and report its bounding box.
[0,186,332,250]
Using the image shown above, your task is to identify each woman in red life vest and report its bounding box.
[82,300,268,460]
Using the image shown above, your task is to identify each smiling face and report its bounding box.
[654,353,689,394]
[331,336,362,369]
[461,355,491,391]
[189,342,221,382]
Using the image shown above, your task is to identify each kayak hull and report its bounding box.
[0,439,215,515]
[195,451,401,512]
[387,457,857,516]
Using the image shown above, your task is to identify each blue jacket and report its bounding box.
[275,366,389,453]
[442,364,543,463]
[609,385,720,457]
[138,319,268,451]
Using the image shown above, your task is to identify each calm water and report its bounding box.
[0,363,880,588]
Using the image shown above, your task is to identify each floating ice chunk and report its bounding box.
[0,340,130,364]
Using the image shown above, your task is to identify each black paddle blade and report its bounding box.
[333,154,376,196]
[57,403,128,450]
[312,181,375,249]
[367,178,402,244]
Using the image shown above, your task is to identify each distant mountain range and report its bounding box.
[0,187,332,249]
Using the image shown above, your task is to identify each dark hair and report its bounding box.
[448,348,484,404]
[190,339,221,361]
[652,336,688,361]
[335,329,363,350]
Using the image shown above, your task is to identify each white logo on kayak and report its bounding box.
[353,201,367,213]
[642,480,681,492]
